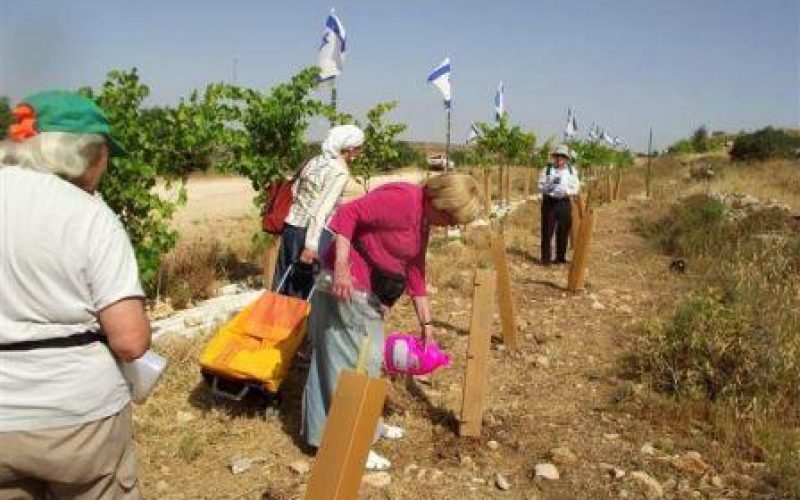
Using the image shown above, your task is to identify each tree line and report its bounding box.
[1,67,634,293]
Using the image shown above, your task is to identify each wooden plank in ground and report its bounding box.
[483,168,492,215]
[613,168,623,201]
[567,209,596,292]
[304,371,389,500]
[489,232,518,350]
[262,235,281,290]
[459,269,496,437]
[570,197,582,251]
[523,168,531,198]
[505,166,512,203]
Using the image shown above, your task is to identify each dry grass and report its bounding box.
[708,160,800,209]
[160,216,265,309]
[135,334,309,499]
[625,169,800,496]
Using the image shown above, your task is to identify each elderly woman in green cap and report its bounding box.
[0,91,150,498]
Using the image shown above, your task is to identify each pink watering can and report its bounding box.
[384,332,451,376]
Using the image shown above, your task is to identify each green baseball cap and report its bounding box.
[21,91,128,157]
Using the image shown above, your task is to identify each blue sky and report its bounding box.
[1,0,798,151]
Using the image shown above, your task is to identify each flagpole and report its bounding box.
[330,82,337,126]
[445,107,451,173]
[646,127,653,197]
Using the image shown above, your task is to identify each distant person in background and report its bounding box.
[538,144,580,265]
[0,91,151,499]
[301,174,483,471]
[273,124,364,298]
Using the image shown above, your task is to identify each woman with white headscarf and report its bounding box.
[273,124,365,298]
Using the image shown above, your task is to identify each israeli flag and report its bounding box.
[588,123,600,142]
[427,57,451,109]
[467,122,480,143]
[564,108,578,139]
[317,9,346,82]
[494,82,505,121]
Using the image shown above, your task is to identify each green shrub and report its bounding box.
[636,296,759,400]
[730,127,800,162]
[0,97,11,133]
[394,141,425,167]
[637,194,729,256]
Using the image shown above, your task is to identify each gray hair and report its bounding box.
[0,132,107,179]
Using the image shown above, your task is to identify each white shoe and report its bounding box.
[365,450,391,470]
[380,424,405,440]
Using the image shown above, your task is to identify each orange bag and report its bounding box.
[199,290,311,394]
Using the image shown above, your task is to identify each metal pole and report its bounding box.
[646,128,653,197]
[330,84,338,127]
[445,108,451,173]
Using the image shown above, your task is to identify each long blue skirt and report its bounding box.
[300,290,385,448]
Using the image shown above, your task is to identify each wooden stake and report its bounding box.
[262,235,281,290]
[605,167,612,203]
[570,197,582,250]
[503,165,511,205]
[460,269,496,437]
[567,209,596,292]
[506,166,512,203]
[490,232,518,350]
[577,193,587,218]
[523,168,531,199]
[304,371,389,500]
[483,168,492,215]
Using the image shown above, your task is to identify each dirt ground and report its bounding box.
[138,165,793,499]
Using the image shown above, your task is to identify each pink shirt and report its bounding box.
[324,182,428,297]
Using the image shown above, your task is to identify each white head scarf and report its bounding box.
[321,124,365,159]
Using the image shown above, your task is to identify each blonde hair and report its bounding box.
[0,132,106,179]
[423,173,484,224]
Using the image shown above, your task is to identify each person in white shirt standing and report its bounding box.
[537,144,580,265]
[0,91,150,499]
[275,124,364,298]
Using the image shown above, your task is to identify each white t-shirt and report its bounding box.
[537,163,581,199]
[0,166,144,431]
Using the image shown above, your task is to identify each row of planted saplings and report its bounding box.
[273,161,629,499]
[302,213,604,499]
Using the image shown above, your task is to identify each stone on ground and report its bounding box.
[534,463,560,481]
[362,471,392,488]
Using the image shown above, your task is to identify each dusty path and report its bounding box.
[373,197,699,499]
[139,186,774,498]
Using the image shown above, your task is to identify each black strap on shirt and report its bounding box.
[546,164,574,176]
[0,331,106,351]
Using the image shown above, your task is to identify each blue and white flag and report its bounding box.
[427,57,451,109]
[317,9,346,81]
[467,122,480,143]
[588,123,600,142]
[494,81,505,121]
[602,130,615,146]
[564,108,578,139]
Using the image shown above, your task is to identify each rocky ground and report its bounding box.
[136,166,795,499]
